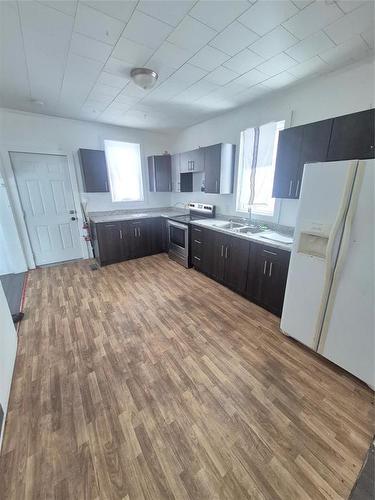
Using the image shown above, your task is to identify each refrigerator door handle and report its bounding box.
[317,161,365,353]
[311,160,360,350]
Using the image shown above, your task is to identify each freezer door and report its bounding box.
[280,160,358,348]
[317,161,374,387]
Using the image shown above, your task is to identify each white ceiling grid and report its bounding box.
[0,0,373,130]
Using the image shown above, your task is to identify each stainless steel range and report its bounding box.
[167,202,215,268]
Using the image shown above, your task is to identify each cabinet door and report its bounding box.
[78,149,109,193]
[249,244,290,316]
[171,154,180,192]
[121,221,135,260]
[224,236,250,294]
[191,226,212,273]
[272,127,303,199]
[189,148,204,172]
[149,218,164,254]
[327,109,375,161]
[296,119,333,197]
[210,231,227,282]
[179,152,190,173]
[97,222,122,263]
[204,144,221,194]
[148,155,171,192]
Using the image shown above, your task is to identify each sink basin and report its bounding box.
[212,221,245,229]
[237,226,265,234]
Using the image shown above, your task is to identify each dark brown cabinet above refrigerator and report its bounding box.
[78,148,109,193]
[272,108,374,199]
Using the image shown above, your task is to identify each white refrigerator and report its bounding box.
[280,159,374,388]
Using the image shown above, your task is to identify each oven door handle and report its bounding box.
[168,220,188,231]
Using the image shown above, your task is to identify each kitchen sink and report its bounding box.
[212,221,245,229]
[237,226,265,234]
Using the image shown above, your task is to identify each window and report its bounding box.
[104,140,144,202]
[236,120,284,218]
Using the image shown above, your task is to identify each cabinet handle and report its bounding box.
[221,244,224,257]
[263,249,277,256]
[105,180,108,191]
[295,180,300,197]
[119,229,123,239]
[194,256,201,261]
[215,180,218,192]
[263,260,267,275]
[134,227,137,237]
[138,227,141,237]
[288,180,293,197]
[192,161,194,171]
[194,227,202,232]
[225,246,229,259]
[268,262,273,277]
[194,239,201,244]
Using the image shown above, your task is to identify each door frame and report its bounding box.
[0,145,89,269]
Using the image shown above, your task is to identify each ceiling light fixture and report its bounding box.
[130,68,158,90]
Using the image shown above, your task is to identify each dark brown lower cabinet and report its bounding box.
[192,227,290,317]
[246,243,291,316]
[91,217,164,266]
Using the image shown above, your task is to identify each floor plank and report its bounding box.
[0,255,373,499]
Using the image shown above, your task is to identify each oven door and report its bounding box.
[168,220,189,267]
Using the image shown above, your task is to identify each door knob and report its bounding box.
[71,217,77,221]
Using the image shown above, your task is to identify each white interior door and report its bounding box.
[318,161,375,387]
[10,152,82,266]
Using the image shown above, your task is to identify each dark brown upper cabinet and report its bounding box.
[180,148,204,173]
[204,143,236,194]
[272,126,303,199]
[78,149,109,193]
[273,109,374,199]
[327,109,375,161]
[148,154,172,192]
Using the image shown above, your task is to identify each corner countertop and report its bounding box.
[89,207,188,223]
[191,219,293,252]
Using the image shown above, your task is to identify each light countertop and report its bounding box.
[89,208,188,223]
[191,219,293,252]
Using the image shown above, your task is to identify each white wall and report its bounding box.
[0,282,17,449]
[169,59,375,227]
[0,109,173,270]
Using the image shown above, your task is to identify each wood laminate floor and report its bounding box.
[0,255,374,500]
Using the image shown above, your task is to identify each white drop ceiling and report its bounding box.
[0,0,373,131]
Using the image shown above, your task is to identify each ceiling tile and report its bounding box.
[103,57,133,77]
[90,82,120,98]
[203,65,239,85]
[250,26,298,59]
[262,71,298,88]
[81,98,108,112]
[39,1,77,16]
[97,72,129,89]
[257,53,297,76]
[0,2,30,101]
[209,21,259,56]
[223,49,264,74]
[70,32,113,63]
[239,0,298,36]
[121,82,150,98]
[189,45,230,71]
[147,41,193,69]
[290,0,314,9]
[114,92,141,106]
[75,3,125,45]
[232,68,269,87]
[111,37,154,65]
[172,80,219,103]
[168,15,217,51]
[232,84,270,104]
[190,1,251,31]
[83,1,136,22]
[288,55,330,78]
[286,31,335,62]
[362,29,374,49]
[60,53,103,105]
[282,1,343,40]
[324,3,374,45]
[319,35,370,67]
[145,79,190,102]
[335,0,371,14]
[123,10,173,49]
[137,1,194,27]
[169,63,208,85]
